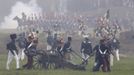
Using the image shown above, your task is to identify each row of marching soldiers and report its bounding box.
[6,31,120,72]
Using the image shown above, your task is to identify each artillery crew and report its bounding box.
[4,30,121,72]
[62,37,72,61]
[52,33,58,50]
[80,35,92,65]
[6,34,20,70]
[55,36,64,55]
[93,39,111,72]
[111,37,120,61]
[17,32,27,61]
[46,31,54,50]
[109,37,120,66]
[23,31,39,69]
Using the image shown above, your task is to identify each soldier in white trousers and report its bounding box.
[80,35,92,65]
[110,38,120,66]
[46,31,54,51]
[18,48,25,61]
[6,50,20,70]
[17,33,27,61]
[110,49,120,66]
[6,34,20,70]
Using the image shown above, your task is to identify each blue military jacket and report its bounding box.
[62,41,72,53]
[7,40,17,51]
[80,41,92,54]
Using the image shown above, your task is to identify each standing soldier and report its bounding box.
[80,35,92,65]
[6,34,20,70]
[110,37,120,66]
[78,19,84,36]
[46,31,54,51]
[21,12,27,30]
[62,37,72,61]
[93,39,111,72]
[17,32,27,61]
[56,36,64,56]
[51,33,58,51]
[112,37,120,61]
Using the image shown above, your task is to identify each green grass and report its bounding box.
[0,54,134,75]
[0,30,134,75]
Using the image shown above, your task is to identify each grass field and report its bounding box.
[0,54,134,75]
[0,29,134,75]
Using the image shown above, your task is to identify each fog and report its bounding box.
[0,0,134,29]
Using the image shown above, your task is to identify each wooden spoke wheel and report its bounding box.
[33,53,44,69]
[33,50,49,69]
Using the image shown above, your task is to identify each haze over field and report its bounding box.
[0,0,134,29]
[0,1,134,74]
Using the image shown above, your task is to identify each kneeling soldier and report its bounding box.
[23,33,38,69]
[62,37,72,61]
[93,39,111,72]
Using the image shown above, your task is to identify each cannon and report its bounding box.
[26,49,86,70]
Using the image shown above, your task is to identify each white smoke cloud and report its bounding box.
[0,0,42,29]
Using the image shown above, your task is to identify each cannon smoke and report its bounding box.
[0,0,42,29]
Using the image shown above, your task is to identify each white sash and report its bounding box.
[99,45,107,54]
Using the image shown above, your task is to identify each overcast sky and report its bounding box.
[0,0,27,22]
[0,0,133,28]
[0,0,103,23]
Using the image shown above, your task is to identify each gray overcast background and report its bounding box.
[0,0,93,23]
[0,0,134,26]
[0,0,28,23]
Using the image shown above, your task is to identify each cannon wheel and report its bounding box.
[33,50,48,69]
[46,51,64,69]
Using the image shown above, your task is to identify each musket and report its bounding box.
[71,50,82,59]
[71,50,93,61]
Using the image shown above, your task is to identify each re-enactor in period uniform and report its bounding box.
[80,36,92,65]
[93,39,111,72]
[17,33,27,61]
[62,37,72,61]
[46,31,54,50]
[6,34,20,70]
[56,37,64,56]
[109,37,120,66]
[23,31,38,69]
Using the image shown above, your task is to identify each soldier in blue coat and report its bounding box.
[62,37,72,61]
[23,33,38,69]
[109,37,120,66]
[46,31,54,50]
[93,39,111,72]
[6,34,20,70]
[17,33,27,60]
[80,36,92,65]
